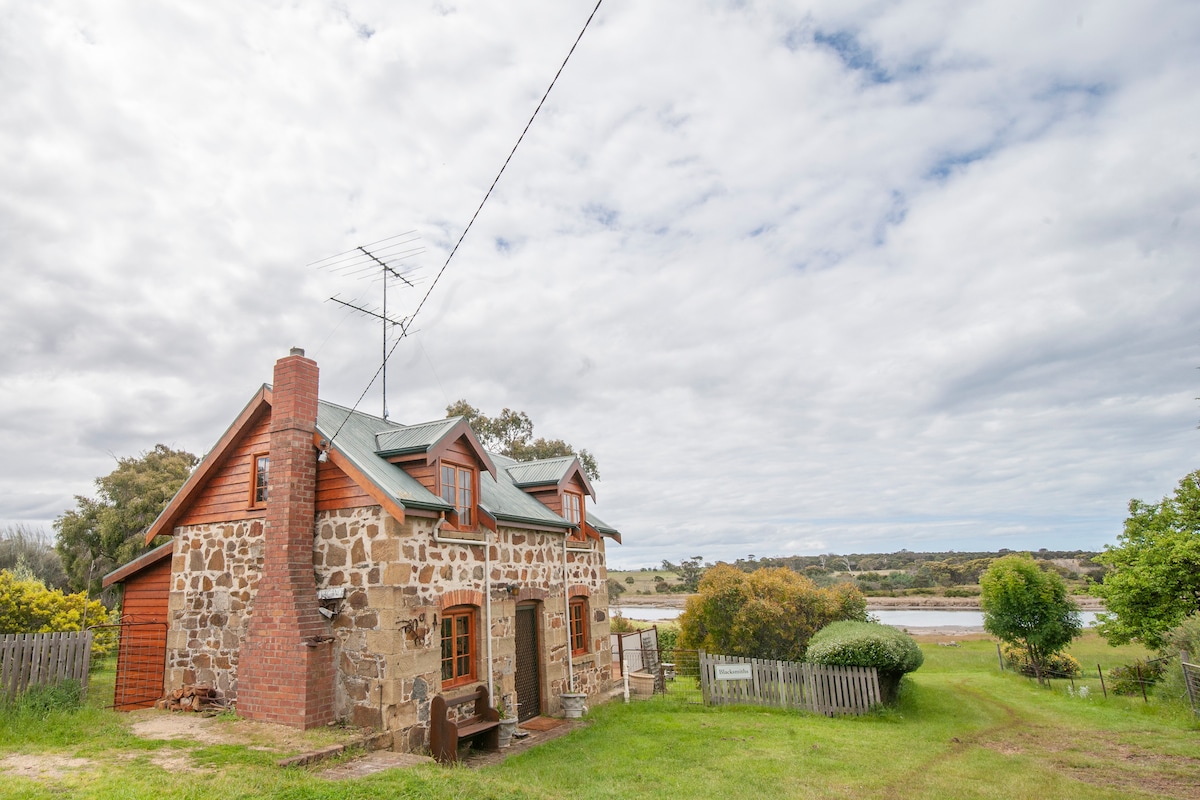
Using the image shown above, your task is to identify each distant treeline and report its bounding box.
[644,549,1104,594]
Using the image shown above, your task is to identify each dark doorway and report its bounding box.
[514,603,542,721]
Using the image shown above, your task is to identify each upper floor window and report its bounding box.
[562,491,582,525]
[569,596,589,656]
[441,605,477,688]
[251,454,269,507]
[440,463,475,527]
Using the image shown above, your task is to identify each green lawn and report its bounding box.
[1,634,1197,799]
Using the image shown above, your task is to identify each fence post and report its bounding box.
[1136,664,1147,703]
[1097,664,1107,698]
[1181,651,1196,715]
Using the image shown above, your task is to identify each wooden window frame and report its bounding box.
[439,461,476,529]
[562,491,582,525]
[440,605,477,689]
[569,596,588,657]
[250,453,269,508]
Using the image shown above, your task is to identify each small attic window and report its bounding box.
[440,462,475,528]
[563,491,582,525]
[251,454,269,507]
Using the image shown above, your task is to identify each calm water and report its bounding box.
[871,609,1100,628]
[618,606,683,621]
[616,606,1101,628]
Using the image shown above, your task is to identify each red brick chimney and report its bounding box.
[236,348,334,728]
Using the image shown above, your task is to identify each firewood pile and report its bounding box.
[154,685,223,712]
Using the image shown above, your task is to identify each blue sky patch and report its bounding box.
[813,29,891,84]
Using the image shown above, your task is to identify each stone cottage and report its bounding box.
[103,348,620,750]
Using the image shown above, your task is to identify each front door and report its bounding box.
[514,604,542,722]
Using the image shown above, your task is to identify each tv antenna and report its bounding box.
[310,232,425,419]
[313,0,606,450]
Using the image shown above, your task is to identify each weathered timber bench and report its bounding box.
[429,685,501,764]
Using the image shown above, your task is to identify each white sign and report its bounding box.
[714,663,753,681]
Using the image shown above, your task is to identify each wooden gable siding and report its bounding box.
[113,553,171,710]
[529,487,561,515]
[120,553,172,623]
[316,459,374,511]
[440,437,478,467]
[176,410,271,527]
[391,455,436,495]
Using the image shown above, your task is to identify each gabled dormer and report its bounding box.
[374,417,496,531]
[505,456,597,540]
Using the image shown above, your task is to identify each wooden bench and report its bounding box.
[429,685,500,764]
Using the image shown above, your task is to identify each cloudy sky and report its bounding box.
[2,1,1197,569]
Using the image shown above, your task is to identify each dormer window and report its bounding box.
[563,490,582,525]
[251,454,269,507]
[441,462,475,527]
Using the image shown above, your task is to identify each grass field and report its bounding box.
[1,633,1197,799]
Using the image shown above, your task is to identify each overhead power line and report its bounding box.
[323,0,605,446]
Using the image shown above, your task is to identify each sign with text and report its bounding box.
[714,663,753,681]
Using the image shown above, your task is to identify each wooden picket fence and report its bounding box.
[0,631,93,703]
[699,650,880,715]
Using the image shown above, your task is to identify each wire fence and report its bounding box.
[1182,656,1199,716]
[995,643,1194,707]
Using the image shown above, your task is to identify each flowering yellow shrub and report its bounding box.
[0,569,115,660]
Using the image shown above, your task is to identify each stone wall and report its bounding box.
[165,520,265,700]
[311,511,612,749]
[165,506,612,750]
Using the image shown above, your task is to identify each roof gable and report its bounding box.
[144,385,271,544]
[373,416,496,479]
[505,455,596,500]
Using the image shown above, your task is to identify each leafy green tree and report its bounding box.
[54,444,197,595]
[661,556,705,592]
[607,577,626,604]
[1092,470,1200,649]
[0,524,67,590]
[980,554,1082,683]
[679,564,866,661]
[446,400,599,480]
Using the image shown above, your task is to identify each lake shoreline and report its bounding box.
[615,593,1104,635]
[616,593,1104,611]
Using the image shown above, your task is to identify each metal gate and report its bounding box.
[515,604,541,721]
[93,621,168,710]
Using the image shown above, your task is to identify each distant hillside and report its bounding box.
[611,548,1103,599]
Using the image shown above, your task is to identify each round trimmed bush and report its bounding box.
[806,621,924,704]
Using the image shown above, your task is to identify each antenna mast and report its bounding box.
[311,232,423,419]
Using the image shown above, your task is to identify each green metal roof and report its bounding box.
[316,401,451,512]
[317,402,619,539]
[504,456,576,487]
[373,417,463,458]
[483,453,577,528]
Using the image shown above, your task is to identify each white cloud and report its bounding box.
[1,1,1197,568]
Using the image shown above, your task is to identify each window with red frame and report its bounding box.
[562,490,582,525]
[440,606,476,687]
[440,463,475,527]
[250,454,269,507]
[569,596,588,656]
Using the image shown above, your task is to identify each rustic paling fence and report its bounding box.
[0,631,93,703]
[698,650,880,716]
